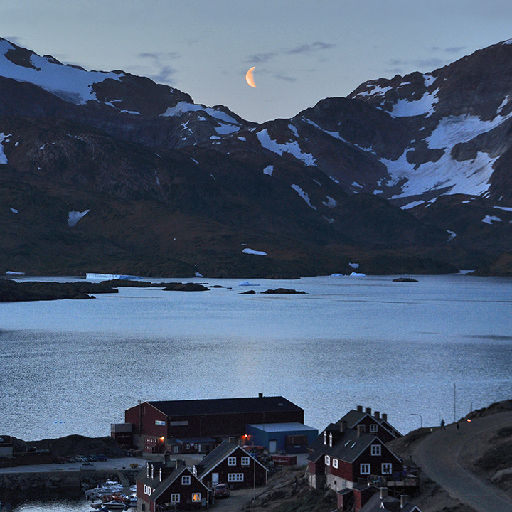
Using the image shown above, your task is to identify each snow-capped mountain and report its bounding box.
[0,37,511,276]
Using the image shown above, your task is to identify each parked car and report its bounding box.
[214,484,230,498]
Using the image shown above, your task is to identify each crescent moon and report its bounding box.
[245,67,256,88]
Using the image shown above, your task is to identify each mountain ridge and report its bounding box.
[0,37,511,277]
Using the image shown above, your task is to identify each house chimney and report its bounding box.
[324,430,327,445]
[329,432,333,447]
[400,495,408,509]
[365,407,371,415]
[159,467,162,482]
[382,413,388,422]
[150,464,154,479]
[146,462,150,478]
[379,487,388,499]
[258,392,263,398]
[374,411,380,420]
[357,405,363,412]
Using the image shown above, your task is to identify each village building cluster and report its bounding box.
[109,395,421,512]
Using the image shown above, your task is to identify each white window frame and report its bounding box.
[228,473,244,482]
[181,475,191,485]
[360,463,370,475]
[191,493,201,503]
[170,494,180,503]
[332,458,338,469]
[369,423,378,433]
[371,444,381,456]
[381,463,393,475]
[227,456,236,466]
[325,455,330,466]
[241,456,250,466]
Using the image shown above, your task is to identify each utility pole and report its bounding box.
[453,383,456,423]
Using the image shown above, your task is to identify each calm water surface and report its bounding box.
[1,274,512,509]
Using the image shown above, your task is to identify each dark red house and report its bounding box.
[124,395,304,452]
[194,442,268,490]
[137,457,209,511]
[307,407,418,497]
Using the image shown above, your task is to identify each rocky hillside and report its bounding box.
[0,37,511,277]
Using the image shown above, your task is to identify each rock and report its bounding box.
[261,288,306,294]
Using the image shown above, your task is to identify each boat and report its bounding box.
[85,481,124,500]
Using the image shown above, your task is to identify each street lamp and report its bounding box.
[410,413,423,429]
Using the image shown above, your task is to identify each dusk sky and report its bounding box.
[1,1,511,123]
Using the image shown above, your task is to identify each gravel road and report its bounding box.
[413,412,512,512]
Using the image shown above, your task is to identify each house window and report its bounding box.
[241,457,250,466]
[370,424,378,433]
[228,457,236,466]
[192,493,201,503]
[382,463,393,475]
[325,455,330,466]
[170,494,180,503]
[182,475,191,485]
[228,473,244,482]
[371,444,381,456]
[332,458,338,469]
[360,464,370,475]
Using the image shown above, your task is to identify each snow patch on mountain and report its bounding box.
[391,88,439,118]
[68,210,90,227]
[257,129,316,166]
[291,184,316,209]
[482,215,502,224]
[0,133,10,164]
[0,40,122,105]
[382,110,512,199]
[161,101,239,126]
[242,248,267,256]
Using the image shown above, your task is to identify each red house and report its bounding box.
[194,442,268,490]
[137,456,209,511]
[307,407,418,498]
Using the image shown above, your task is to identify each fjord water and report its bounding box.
[1,274,512,443]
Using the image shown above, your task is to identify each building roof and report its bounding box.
[247,422,317,433]
[138,460,208,502]
[338,410,401,438]
[195,441,268,479]
[308,430,396,465]
[148,396,302,417]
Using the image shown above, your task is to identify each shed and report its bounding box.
[246,422,318,454]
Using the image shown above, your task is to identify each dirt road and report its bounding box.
[413,412,512,512]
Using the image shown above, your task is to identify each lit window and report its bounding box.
[170,494,180,503]
[325,455,330,466]
[332,458,338,469]
[228,473,244,482]
[182,475,191,485]
[360,464,370,475]
[382,463,393,475]
[228,457,236,466]
[241,457,250,466]
[192,493,201,503]
[370,424,378,433]
[371,444,381,456]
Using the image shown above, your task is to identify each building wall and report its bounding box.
[127,402,304,443]
[245,425,317,453]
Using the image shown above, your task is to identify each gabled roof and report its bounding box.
[147,396,302,417]
[337,410,401,438]
[138,463,208,502]
[308,430,397,465]
[195,442,268,479]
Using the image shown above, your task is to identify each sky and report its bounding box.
[0,1,511,123]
